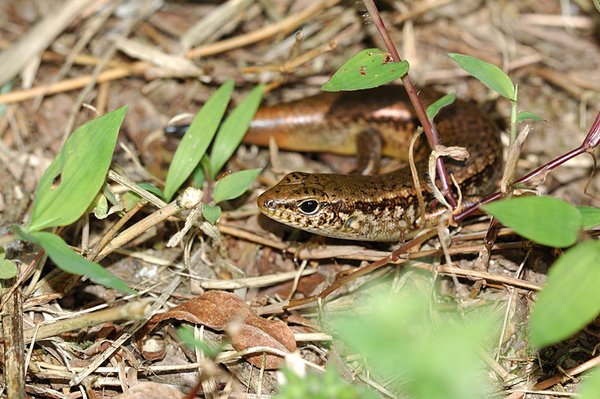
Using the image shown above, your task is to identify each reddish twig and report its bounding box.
[455,111,600,222]
[362,0,456,208]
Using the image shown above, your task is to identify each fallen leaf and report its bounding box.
[115,382,184,399]
[139,290,296,369]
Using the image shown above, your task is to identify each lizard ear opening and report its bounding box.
[297,200,320,215]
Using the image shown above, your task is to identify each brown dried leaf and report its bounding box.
[229,314,297,369]
[115,382,184,399]
[138,290,296,369]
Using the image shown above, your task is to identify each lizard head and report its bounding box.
[257,172,342,237]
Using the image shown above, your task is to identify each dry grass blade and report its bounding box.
[0,0,98,86]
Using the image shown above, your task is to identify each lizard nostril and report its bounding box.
[258,194,276,211]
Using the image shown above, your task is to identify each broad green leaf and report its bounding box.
[212,168,261,203]
[482,196,581,248]
[202,204,221,224]
[332,288,497,399]
[448,53,515,101]
[579,366,600,399]
[426,93,456,120]
[530,240,600,347]
[23,230,135,294]
[516,111,544,123]
[0,252,18,279]
[209,85,264,178]
[27,107,126,232]
[322,48,409,92]
[577,206,600,230]
[164,81,234,200]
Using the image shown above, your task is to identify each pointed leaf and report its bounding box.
[426,93,456,120]
[213,169,261,204]
[517,111,544,123]
[577,206,600,230]
[482,196,581,248]
[530,240,600,347]
[21,230,134,294]
[209,85,264,177]
[27,107,126,232]
[449,53,515,100]
[322,48,409,92]
[164,80,234,200]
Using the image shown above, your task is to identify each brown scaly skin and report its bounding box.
[249,86,502,242]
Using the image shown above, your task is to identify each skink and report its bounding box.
[246,86,502,242]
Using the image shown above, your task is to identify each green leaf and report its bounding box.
[331,288,497,399]
[164,81,234,200]
[322,48,409,92]
[27,107,126,232]
[530,240,600,347]
[448,53,515,101]
[93,194,109,219]
[212,168,261,203]
[481,196,581,248]
[22,230,134,294]
[516,111,544,122]
[426,93,456,120]
[121,183,163,210]
[202,204,221,224]
[577,206,600,230]
[579,366,600,399]
[209,85,264,178]
[0,252,18,279]
[177,326,221,359]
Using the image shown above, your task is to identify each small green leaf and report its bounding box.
[202,204,221,224]
[482,196,581,248]
[27,107,127,232]
[177,326,221,359]
[530,240,600,347]
[93,194,109,219]
[516,111,544,123]
[209,85,264,178]
[426,93,456,120]
[577,206,600,230]
[579,366,600,399]
[164,81,234,200]
[121,183,164,210]
[322,48,409,92]
[448,53,515,101]
[213,169,261,204]
[0,252,18,279]
[21,230,134,294]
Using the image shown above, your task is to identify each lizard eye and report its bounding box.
[298,200,320,215]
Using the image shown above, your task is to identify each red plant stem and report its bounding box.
[454,111,600,222]
[362,0,456,208]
